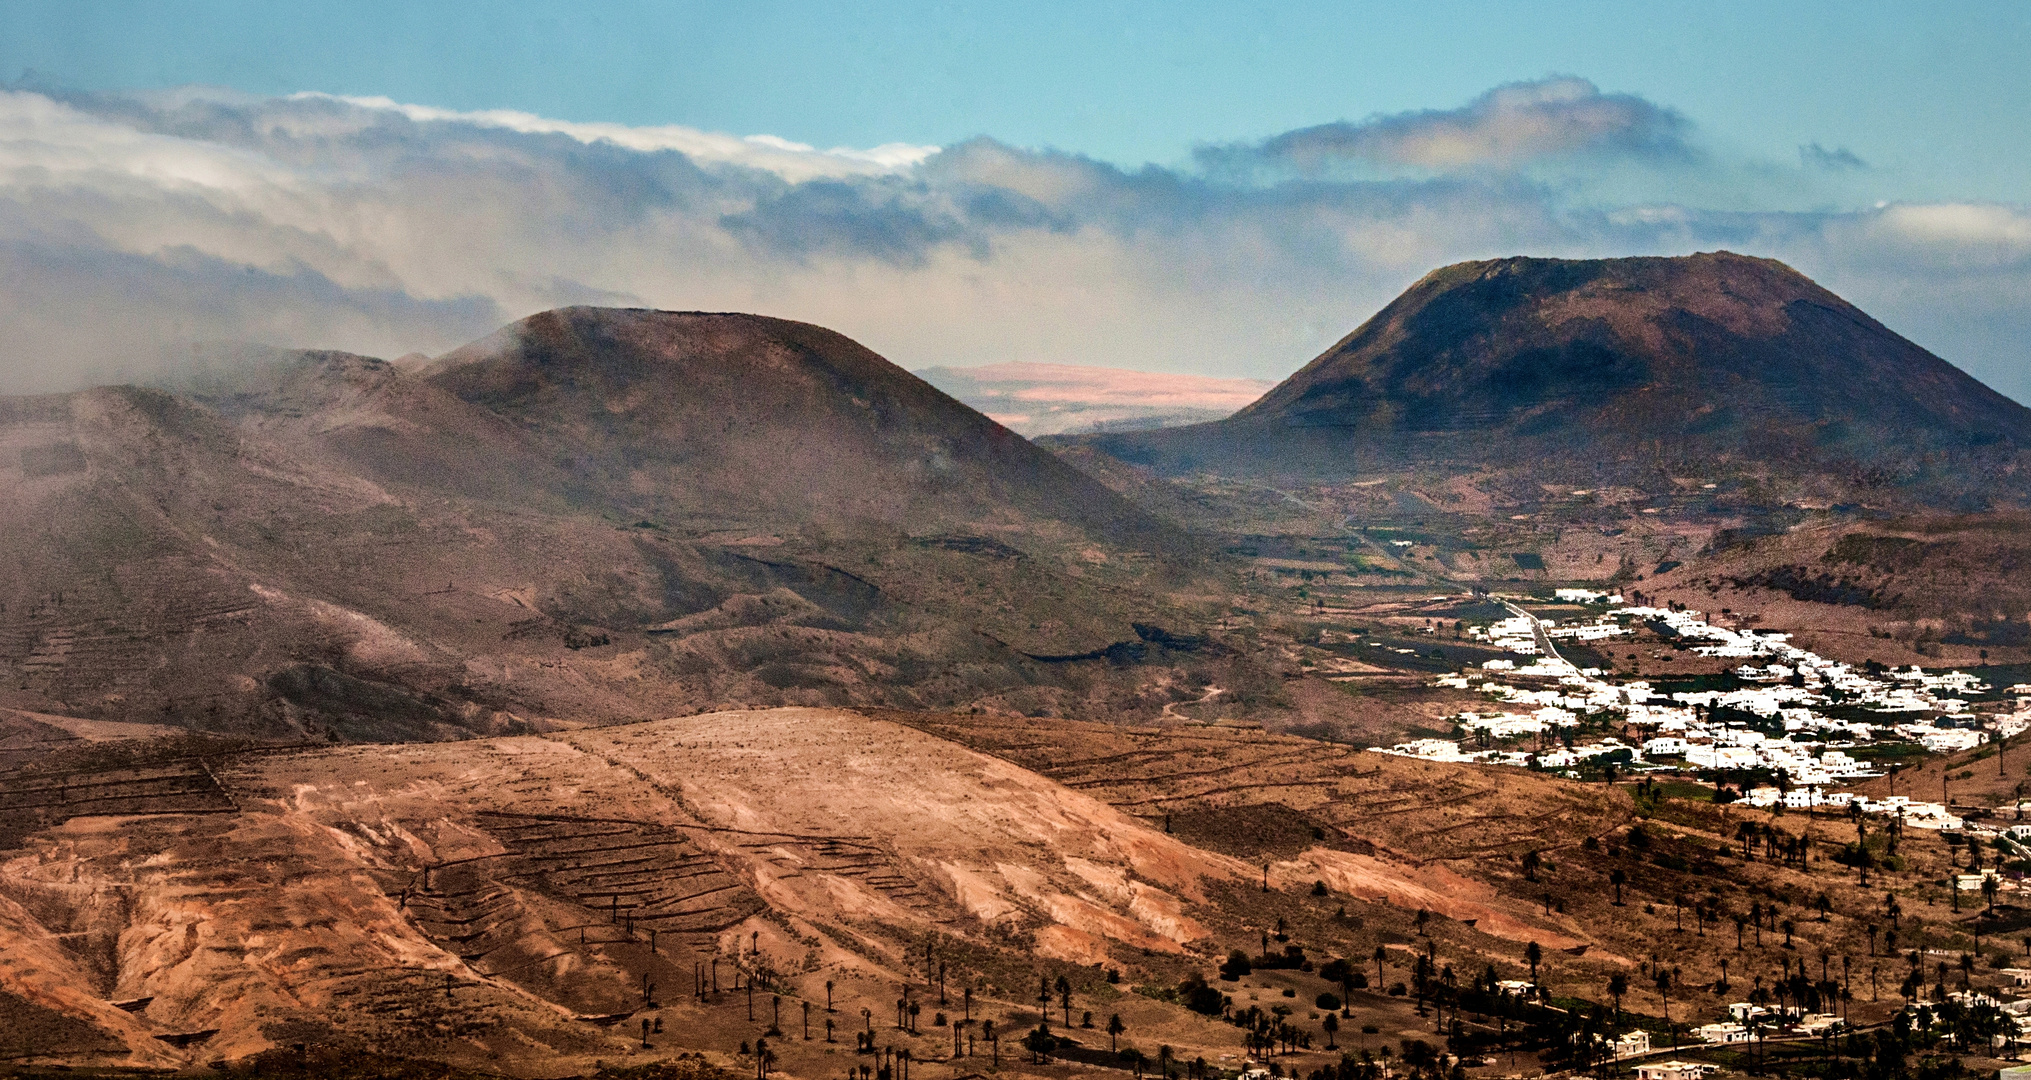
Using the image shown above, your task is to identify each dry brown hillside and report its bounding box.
[5,708,1994,1076]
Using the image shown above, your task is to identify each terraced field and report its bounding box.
[0,709,1251,1073]
[892,713,1627,866]
[2,705,1995,1079]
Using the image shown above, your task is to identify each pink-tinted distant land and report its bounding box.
[915,360,1273,436]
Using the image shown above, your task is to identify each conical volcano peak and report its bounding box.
[1083,251,2031,505]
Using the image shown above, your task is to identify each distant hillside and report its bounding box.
[0,310,1226,742]
[1072,252,2031,507]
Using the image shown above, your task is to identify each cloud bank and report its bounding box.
[1211,77,1693,175]
[0,80,2027,403]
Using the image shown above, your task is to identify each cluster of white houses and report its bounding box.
[1389,598,2031,1072]
[1378,602,2031,831]
[1600,988,2031,1075]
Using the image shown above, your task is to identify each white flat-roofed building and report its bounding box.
[1694,1022,1749,1044]
[1635,1062,1714,1080]
[1613,1031,1652,1057]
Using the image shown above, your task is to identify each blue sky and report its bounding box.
[9,1,2028,200]
[0,1,2027,400]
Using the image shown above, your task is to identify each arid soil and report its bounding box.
[7,707,2001,1078]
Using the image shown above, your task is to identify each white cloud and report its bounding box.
[293,93,939,182]
[0,86,2026,406]
[1203,77,1693,176]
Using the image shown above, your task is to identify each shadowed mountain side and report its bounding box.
[1069,252,2031,507]
[185,349,577,509]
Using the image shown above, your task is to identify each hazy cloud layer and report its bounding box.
[0,84,2026,404]
[1212,77,1693,175]
[1801,142,1868,172]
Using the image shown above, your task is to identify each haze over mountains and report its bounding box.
[1075,252,2031,509]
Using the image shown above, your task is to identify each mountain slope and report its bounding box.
[426,308,1184,549]
[0,311,1226,741]
[1076,252,2031,505]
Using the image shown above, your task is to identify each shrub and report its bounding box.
[1218,950,1251,981]
[1315,992,1341,1011]
[1179,975,1225,1016]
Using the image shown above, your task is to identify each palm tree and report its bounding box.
[1056,975,1072,1027]
[1734,914,1748,950]
[1780,919,1796,948]
[1522,850,1541,882]
[1608,973,1627,1022]
[1107,1014,1125,1052]
[826,980,835,1012]
[1654,968,1674,1049]
[1984,874,2001,914]
[1609,868,1627,906]
[1322,1013,1339,1050]
[1525,941,1543,986]
[1374,946,1387,989]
